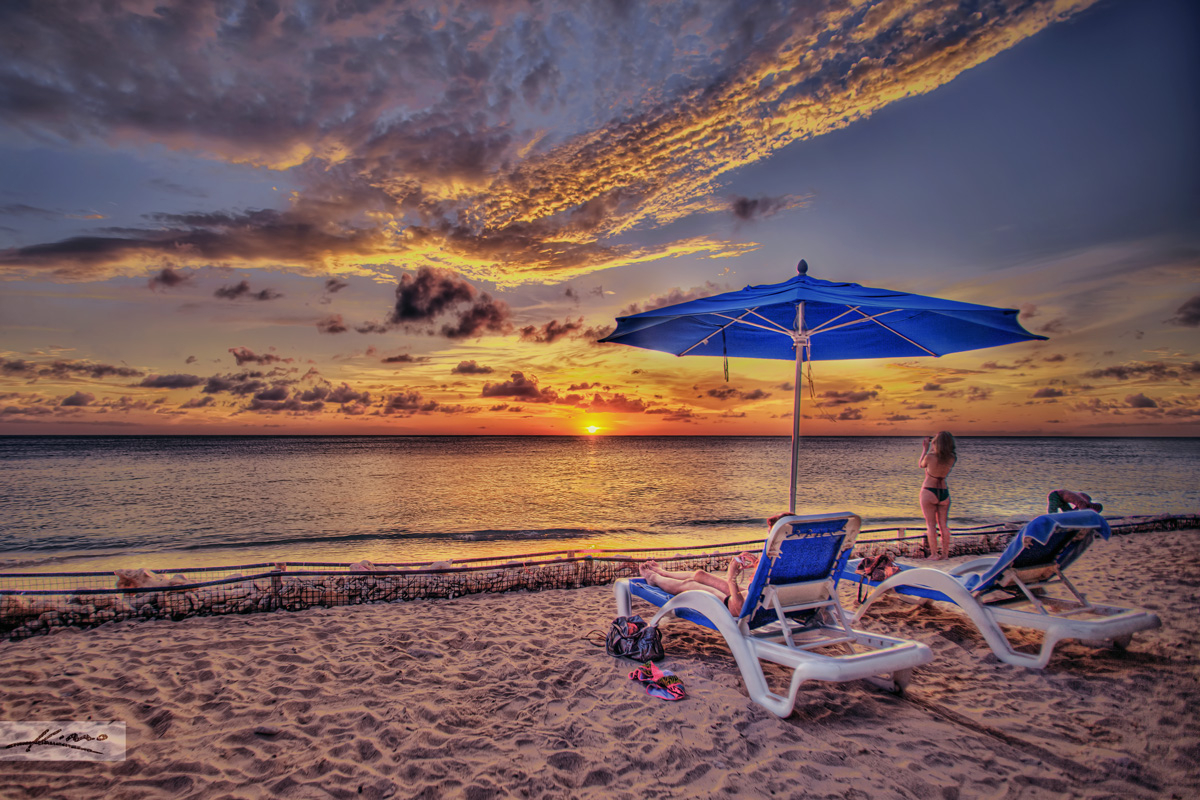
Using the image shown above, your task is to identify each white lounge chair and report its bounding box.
[849,510,1161,669]
[613,512,933,718]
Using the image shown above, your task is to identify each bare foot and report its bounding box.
[639,563,656,580]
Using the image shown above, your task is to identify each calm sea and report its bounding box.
[1,436,1196,573]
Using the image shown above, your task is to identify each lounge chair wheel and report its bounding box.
[1112,634,1132,650]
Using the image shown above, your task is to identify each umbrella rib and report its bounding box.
[678,309,792,356]
[847,308,939,356]
[808,307,899,335]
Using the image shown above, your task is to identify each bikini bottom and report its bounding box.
[924,486,950,502]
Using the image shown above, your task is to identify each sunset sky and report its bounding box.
[1,0,1197,436]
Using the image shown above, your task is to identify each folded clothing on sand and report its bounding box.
[628,661,686,701]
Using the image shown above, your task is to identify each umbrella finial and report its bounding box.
[797,259,808,275]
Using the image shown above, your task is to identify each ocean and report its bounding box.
[1,436,1196,573]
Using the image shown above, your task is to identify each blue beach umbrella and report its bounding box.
[599,261,1047,512]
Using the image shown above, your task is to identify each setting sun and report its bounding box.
[586,425,601,434]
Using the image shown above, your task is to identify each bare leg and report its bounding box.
[919,489,939,557]
[936,499,952,560]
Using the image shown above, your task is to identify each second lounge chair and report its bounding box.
[848,510,1161,669]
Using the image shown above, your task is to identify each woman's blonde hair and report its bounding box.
[930,431,956,460]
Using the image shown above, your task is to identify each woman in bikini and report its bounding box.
[919,431,957,560]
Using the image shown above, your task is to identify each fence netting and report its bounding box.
[1,514,1192,640]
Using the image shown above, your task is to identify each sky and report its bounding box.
[0,0,1197,437]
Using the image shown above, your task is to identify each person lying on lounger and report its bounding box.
[1047,489,1103,514]
[638,512,790,616]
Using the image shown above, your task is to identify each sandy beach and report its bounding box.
[2,528,1197,799]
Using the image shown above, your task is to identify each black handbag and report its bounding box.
[604,615,665,661]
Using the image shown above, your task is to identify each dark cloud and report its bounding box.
[383,391,425,413]
[452,360,493,375]
[388,267,512,339]
[382,354,428,365]
[139,374,205,389]
[60,391,94,406]
[518,318,586,344]
[1031,387,1064,398]
[316,314,349,334]
[148,266,191,289]
[729,194,798,221]
[1167,295,1200,327]
[980,361,1017,371]
[1083,361,1200,382]
[480,372,557,403]
[203,372,268,396]
[1126,393,1158,409]
[1,357,143,380]
[966,386,992,402]
[228,346,288,366]
[214,279,282,301]
[181,396,215,408]
[324,278,349,294]
[836,407,863,421]
[821,389,877,405]
[586,392,648,413]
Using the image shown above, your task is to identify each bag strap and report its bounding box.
[583,630,608,648]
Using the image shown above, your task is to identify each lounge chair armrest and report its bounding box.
[948,557,999,576]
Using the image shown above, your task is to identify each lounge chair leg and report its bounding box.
[1112,634,1132,650]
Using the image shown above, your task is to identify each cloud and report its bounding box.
[518,318,585,344]
[387,267,512,339]
[381,354,428,365]
[1167,295,1200,327]
[729,194,803,222]
[228,346,289,366]
[1125,393,1158,409]
[1083,361,1200,382]
[1,357,143,380]
[202,371,269,396]
[214,279,283,301]
[619,282,730,316]
[480,371,557,403]
[0,1,1096,284]
[966,386,992,402]
[821,389,877,405]
[139,374,205,389]
[60,391,94,406]
[1031,387,1064,398]
[586,392,648,413]
[148,266,191,290]
[451,360,493,375]
[316,314,349,334]
[180,396,214,408]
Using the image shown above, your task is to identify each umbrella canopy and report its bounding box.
[599,261,1047,511]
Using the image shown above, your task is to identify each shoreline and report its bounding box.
[2,527,1198,798]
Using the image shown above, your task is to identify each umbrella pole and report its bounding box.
[789,303,806,514]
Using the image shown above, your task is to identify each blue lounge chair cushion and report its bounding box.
[960,510,1110,593]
